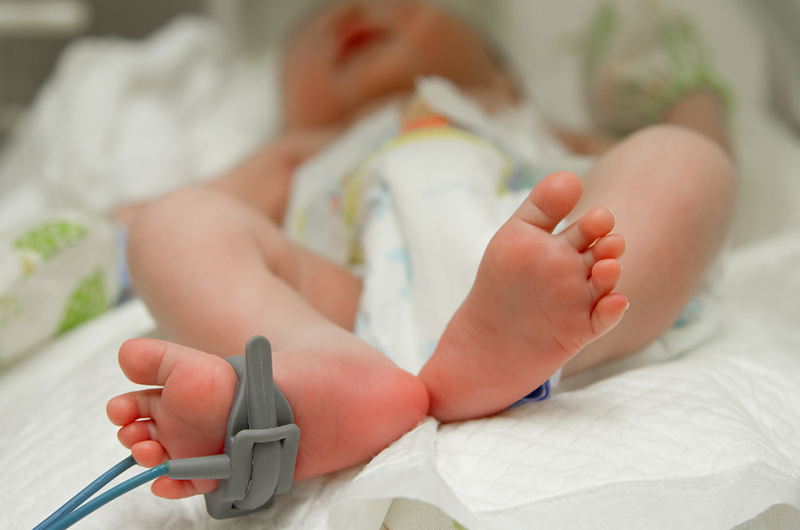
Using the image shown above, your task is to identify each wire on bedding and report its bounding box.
[33,457,168,530]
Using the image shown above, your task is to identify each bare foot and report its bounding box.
[107,329,429,499]
[419,171,628,422]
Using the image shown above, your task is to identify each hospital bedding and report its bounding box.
[2,220,799,530]
[2,1,800,528]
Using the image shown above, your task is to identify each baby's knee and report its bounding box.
[135,187,216,225]
[130,187,231,241]
[635,124,732,167]
[126,188,228,272]
[629,124,735,195]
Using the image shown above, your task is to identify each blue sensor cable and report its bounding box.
[32,456,135,530]
[34,457,168,530]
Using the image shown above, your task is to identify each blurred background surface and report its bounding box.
[0,0,203,144]
[2,0,800,147]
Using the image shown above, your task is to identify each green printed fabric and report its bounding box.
[14,219,87,261]
[572,0,732,137]
[57,268,109,335]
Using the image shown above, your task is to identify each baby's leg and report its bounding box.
[560,113,734,376]
[126,187,362,357]
[108,336,428,498]
[111,188,429,497]
[419,171,628,422]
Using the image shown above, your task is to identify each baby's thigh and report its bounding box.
[204,190,364,331]
[129,187,362,333]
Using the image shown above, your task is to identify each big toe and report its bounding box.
[515,171,584,232]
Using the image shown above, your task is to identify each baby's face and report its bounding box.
[282,0,507,129]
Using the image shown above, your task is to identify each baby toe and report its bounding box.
[131,440,168,468]
[563,207,616,252]
[584,233,626,268]
[590,258,622,296]
[150,475,216,499]
[591,233,626,260]
[515,171,584,232]
[117,420,158,449]
[107,389,159,426]
[590,293,629,336]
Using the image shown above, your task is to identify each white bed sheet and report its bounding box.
[1,227,799,530]
[2,0,800,529]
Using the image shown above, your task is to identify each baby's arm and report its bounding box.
[206,127,340,224]
[560,90,734,376]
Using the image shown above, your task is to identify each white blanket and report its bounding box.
[1,228,799,530]
[0,15,279,231]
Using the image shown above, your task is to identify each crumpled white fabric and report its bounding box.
[0,15,279,230]
[1,230,799,530]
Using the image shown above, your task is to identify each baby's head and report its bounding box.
[281,0,518,129]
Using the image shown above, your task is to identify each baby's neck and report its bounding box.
[338,81,519,130]
[284,80,520,138]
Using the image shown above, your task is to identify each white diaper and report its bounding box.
[286,78,555,375]
[284,76,721,387]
